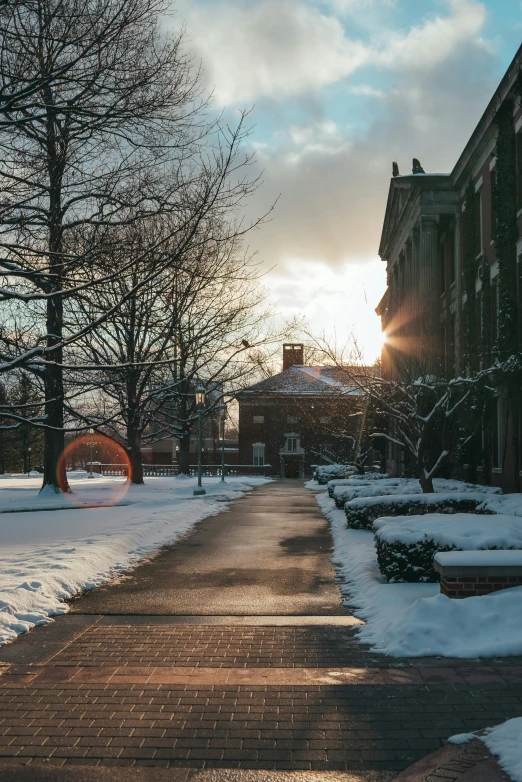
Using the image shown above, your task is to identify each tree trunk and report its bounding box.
[128,426,144,484]
[177,431,191,475]
[126,392,144,484]
[41,91,68,494]
[42,363,67,492]
[418,468,434,493]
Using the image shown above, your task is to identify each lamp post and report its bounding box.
[88,429,94,478]
[27,447,31,476]
[220,403,227,482]
[193,386,206,496]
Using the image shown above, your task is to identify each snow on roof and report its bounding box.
[238,365,366,397]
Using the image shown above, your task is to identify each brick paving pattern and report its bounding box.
[46,625,381,668]
[0,482,520,778]
[1,675,521,771]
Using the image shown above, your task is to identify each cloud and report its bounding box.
[244,24,498,268]
[267,258,386,362]
[174,0,503,352]
[376,0,490,72]
[178,0,369,105]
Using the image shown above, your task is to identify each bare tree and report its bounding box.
[65,208,282,482]
[301,331,495,492]
[0,0,246,493]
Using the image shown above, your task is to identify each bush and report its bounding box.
[374,513,522,583]
[335,478,499,511]
[332,479,405,506]
[315,464,356,485]
[326,474,391,497]
[344,492,493,530]
[375,536,456,582]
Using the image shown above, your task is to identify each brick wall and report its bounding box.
[441,574,522,598]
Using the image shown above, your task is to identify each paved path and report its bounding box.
[67,482,347,615]
[0,481,519,781]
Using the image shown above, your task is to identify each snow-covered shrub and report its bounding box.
[374,513,522,582]
[345,492,493,530]
[326,474,392,497]
[315,464,356,485]
[336,479,500,511]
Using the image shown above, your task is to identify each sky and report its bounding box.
[173,0,521,363]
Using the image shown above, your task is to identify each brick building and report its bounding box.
[237,344,366,478]
[377,44,522,491]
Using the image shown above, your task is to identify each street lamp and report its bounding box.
[27,447,31,476]
[220,403,227,482]
[88,429,95,478]
[193,386,206,496]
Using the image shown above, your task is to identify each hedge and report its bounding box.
[374,512,521,582]
[344,493,493,531]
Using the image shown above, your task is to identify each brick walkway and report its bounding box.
[0,482,519,780]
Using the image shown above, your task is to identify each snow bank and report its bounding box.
[317,491,522,658]
[450,718,522,782]
[375,586,522,657]
[0,474,269,645]
[374,513,522,550]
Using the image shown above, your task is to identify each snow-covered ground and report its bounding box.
[312,488,522,658]
[450,719,522,782]
[0,473,269,645]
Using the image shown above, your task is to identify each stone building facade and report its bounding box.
[377,44,522,491]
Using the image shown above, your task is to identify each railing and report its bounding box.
[86,463,272,477]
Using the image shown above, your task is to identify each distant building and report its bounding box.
[377,44,522,491]
[237,344,368,478]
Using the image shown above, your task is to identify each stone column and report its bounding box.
[454,213,462,374]
[419,217,440,374]
[410,224,421,373]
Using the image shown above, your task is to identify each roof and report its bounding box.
[237,365,366,397]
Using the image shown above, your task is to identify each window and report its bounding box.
[491,278,498,345]
[491,168,497,236]
[518,255,522,342]
[439,236,446,294]
[474,189,483,257]
[253,415,264,424]
[492,398,503,470]
[253,444,265,466]
[286,437,298,452]
[448,226,456,285]
[517,131,522,209]
[287,415,298,424]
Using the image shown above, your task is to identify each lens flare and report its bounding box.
[58,433,131,507]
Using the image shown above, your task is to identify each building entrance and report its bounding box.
[284,461,299,479]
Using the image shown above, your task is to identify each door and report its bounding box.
[285,460,299,479]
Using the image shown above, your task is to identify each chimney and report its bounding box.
[283,343,304,371]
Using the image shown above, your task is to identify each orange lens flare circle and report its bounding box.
[58,433,131,507]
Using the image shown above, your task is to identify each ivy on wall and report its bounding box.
[492,98,519,360]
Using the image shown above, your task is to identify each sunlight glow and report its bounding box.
[267,257,387,364]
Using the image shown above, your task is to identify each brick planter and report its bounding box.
[434,550,522,598]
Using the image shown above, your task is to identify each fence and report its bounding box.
[87,463,272,478]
